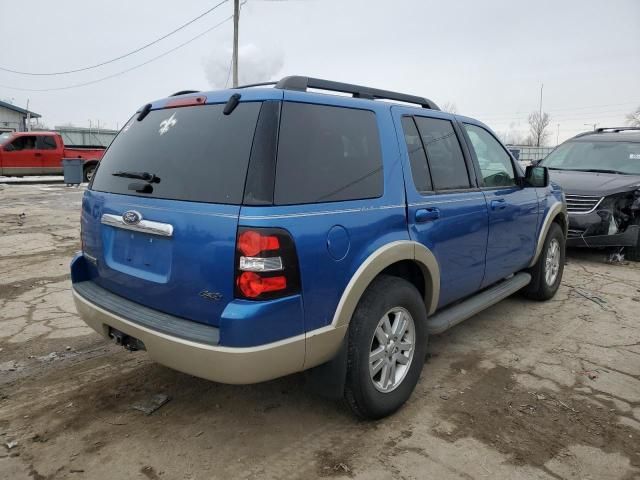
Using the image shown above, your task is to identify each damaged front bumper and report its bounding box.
[567,224,639,247]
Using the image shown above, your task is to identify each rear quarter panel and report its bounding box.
[239,94,409,333]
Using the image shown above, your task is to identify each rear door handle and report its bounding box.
[415,208,440,223]
[34,152,42,157]
[490,199,507,210]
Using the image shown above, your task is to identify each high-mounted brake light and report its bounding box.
[234,227,300,300]
[164,95,207,108]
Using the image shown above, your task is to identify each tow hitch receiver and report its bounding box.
[109,327,146,351]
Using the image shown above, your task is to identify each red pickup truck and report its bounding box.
[0,131,105,182]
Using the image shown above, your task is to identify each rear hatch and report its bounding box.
[82,96,267,327]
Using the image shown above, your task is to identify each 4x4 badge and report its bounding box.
[199,290,223,302]
[159,113,177,135]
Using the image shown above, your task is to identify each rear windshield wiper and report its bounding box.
[112,170,161,183]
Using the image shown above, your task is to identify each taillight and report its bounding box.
[234,227,300,300]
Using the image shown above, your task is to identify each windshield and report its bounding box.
[91,102,262,204]
[0,132,12,145]
[541,140,640,175]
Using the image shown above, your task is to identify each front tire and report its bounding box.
[344,275,428,419]
[523,223,565,300]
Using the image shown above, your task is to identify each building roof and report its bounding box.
[0,99,41,118]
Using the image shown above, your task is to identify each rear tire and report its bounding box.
[625,218,640,262]
[523,223,565,300]
[344,275,428,419]
[83,163,97,183]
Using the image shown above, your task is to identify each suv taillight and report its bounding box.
[234,227,301,300]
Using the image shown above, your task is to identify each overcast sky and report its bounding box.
[1,0,638,143]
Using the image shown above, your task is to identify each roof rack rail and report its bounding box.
[170,90,200,97]
[275,76,440,110]
[236,81,278,89]
[594,127,640,133]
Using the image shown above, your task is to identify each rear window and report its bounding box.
[274,102,383,205]
[91,102,262,204]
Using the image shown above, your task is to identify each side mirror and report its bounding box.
[525,165,549,188]
[3,143,15,152]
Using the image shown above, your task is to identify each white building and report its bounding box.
[0,100,41,133]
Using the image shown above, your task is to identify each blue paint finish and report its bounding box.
[75,85,566,350]
[480,187,539,287]
[219,295,304,347]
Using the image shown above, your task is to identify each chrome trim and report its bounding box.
[564,194,604,214]
[101,213,174,237]
[408,196,485,207]
[239,204,405,221]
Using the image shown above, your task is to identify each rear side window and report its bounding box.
[91,103,262,204]
[37,136,57,150]
[274,103,383,205]
[414,117,470,190]
[401,116,432,193]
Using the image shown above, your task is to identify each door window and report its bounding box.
[36,136,57,150]
[8,136,36,151]
[401,116,432,193]
[464,124,516,188]
[414,117,470,190]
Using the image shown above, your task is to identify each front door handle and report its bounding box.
[415,208,440,223]
[490,199,507,210]
[34,152,42,157]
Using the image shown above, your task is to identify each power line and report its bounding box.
[0,0,229,76]
[0,15,233,92]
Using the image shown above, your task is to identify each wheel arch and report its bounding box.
[331,240,440,329]
[529,201,568,268]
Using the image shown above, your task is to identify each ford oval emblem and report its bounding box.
[122,210,142,225]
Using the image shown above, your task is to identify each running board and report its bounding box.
[426,272,532,334]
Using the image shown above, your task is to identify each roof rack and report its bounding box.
[236,81,278,89]
[170,90,200,97]
[274,76,440,110]
[594,127,640,133]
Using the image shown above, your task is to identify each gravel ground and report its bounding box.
[1,183,639,480]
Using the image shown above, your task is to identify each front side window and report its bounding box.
[274,102,383,205]
[36,136,57,150]
[8,135,36,151]
[464,124,516,188]
[414,117,470,190]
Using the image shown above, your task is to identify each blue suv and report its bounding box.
[71,76,567,419]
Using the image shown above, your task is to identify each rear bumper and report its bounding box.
[72,287,307,384]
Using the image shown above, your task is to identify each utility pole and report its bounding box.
[584,123,598,131]
[538,83,543,123]
[232,0,239,87]
[556,123,560,146]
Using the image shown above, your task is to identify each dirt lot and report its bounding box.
[1,183,639,480]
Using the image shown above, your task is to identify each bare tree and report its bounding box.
[627,106,640,127]
[527,111,551,147]
[440,101,458,114]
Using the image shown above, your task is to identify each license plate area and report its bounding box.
[103,227,172,283]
